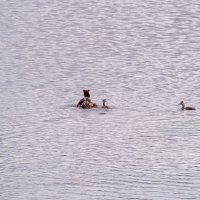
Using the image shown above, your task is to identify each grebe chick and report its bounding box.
[102,99,109,109]
[179,101,196,110]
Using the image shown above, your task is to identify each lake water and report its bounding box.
[1,0,200,199]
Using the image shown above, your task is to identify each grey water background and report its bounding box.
[1,0,200,199]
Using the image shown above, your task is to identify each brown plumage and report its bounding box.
[77,90,97,109]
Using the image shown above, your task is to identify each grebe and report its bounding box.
[179,101,196,110]
[102,99,109,109]
[77,90,97,109]
[77,90,90,107]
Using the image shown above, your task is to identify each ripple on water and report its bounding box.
[1,0,200,199]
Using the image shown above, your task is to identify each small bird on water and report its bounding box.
[179,101,196,110]
[102,99,109,109]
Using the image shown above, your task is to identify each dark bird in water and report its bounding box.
[102,99,109,109]
[77,89,91,108]
[77,90,97,109]
[179,101,196,110]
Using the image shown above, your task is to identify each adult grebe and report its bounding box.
[77,90,97,109]
[179,101,196,110]
[77,90,91,107]
[102,99,109,109]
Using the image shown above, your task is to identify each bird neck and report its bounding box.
[181,103,185,110]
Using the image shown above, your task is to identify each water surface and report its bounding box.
[1,0,200,199]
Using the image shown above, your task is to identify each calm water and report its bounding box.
[1,0,200,199]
